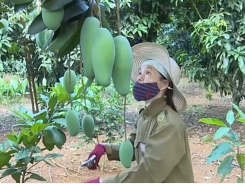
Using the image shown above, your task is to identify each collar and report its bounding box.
[141,96,167,117]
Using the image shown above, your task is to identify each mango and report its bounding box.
[80,17,100,79]
[112,35,133,96]
[42,7,64,30]
[81,114,95,139]
[63,69,77,94]
[119,140,134,168]
[91,28,115,87]
[65,109,80,136]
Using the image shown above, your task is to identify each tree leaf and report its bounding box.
[34,156,45,162]
[238,56,245,74]
[45,153,63,159]
[11,172,21,183]
[237,177,244,183]
[50,127,66,149]
[207,142,234,164]
[232,103,245,118]
[198,118,226,127]
[0,152,11,169]
[63,0,89,22]
[214,127,230,140]
[0,7,10,12]
[226,110,234,125]
[25,173,46,182]
[57,17,85,57]
[1,168,19,178]
[28,13,47,35]
[52,118,67,127]
[224,130,240,145]
[41,0,73,11]
[217,155,234,182]
[43,159,54,167]
[14,2,32,12]
[236,153,245,170]
[15,149,29,160]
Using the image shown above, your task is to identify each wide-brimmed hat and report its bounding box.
[131,42,187,113]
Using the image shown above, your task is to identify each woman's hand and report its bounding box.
[85,177,101,183]
[86,144,106,170]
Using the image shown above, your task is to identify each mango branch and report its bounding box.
[24,47,39,113]
[90,0,94,16]
[116,0,121,35]
[95,0,102,27]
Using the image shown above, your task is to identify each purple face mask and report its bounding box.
[132,81,160,101]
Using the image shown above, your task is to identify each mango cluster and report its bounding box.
[80,16,133,97]
[62,69,96,139]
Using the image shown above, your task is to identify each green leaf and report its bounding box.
[198,118,226,127]
[0,7,10,12]
[34,109,48,122]
[53,118,67,127]
[29,146,42,153]
[236,153,245,170]
[48,95,58,110]
[11,172,21,183]
[1,168,19,178]
[0,22,4,29]
[45,153,63,159]
[214,127,230,140]
[207,142,234,164]
[42,131,55,151]
[238,56,245,74]
[57,16,85,57]
[0,152,11,169]
[52,83,70,103]
[42,0,73,10]
[50,127,66,149]
[232,103,245,118]
[6,134,18,143]
[225,130,240,145]
[217,155,234,182]
[237,177,244,183]
[44,159,54,167]
[25,173,46,182]
[28,13,47,35]
[63,0,89,22]
[34,155,45,162]
[226,110,235,125]
[237,118,245,124]
[15,149,29,160]
[14,2,32,12]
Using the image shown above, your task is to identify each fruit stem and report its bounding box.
[90,0,94,16]
[96,0,102,27]
[68,53,72,109]
[116,0,121,35]
[123,96,127,141]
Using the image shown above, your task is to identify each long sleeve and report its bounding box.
[106,128,136,161]
[102,123,186,183]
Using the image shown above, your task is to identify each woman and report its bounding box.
[85,42,194,183]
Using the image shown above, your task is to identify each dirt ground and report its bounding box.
[0,77,244,183]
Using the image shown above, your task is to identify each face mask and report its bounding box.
[133,81,160,101]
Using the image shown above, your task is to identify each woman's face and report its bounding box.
[136,64,169,90]
[137,65,161,83]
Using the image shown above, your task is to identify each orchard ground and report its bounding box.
[0,77,244,183]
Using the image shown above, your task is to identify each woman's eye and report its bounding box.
[146,71,151,75]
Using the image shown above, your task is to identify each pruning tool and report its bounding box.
[81,154,97,167]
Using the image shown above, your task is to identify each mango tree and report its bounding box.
[162,0,245,107]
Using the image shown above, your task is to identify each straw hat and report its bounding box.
[131,42,187,113]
